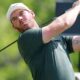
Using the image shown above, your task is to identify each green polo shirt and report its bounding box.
[17,28,75,80]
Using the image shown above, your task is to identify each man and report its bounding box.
[6,1,80,80]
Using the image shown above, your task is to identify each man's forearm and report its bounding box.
[57,4,80,29]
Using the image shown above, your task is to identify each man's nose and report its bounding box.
[18,16,23,20]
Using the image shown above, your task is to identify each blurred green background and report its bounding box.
[0,0,79,80]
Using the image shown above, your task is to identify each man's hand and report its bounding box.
[72,36,80,52]
[66,0,80,13]
[72,0,80,8]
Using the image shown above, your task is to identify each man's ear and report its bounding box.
[11,21,15,29]
[11,21,17,30]
[30,11,35,18]
[11,23,20,32]
[12,24,16,29]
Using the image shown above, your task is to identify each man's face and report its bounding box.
[10,9,35,32]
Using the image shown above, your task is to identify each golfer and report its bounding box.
[6,1,80,80]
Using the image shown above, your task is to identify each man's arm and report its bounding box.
[72,36,80,52]
[42,1,80,43]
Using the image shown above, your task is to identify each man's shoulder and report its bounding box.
[17,28,43,47]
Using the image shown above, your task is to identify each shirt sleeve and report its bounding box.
[62,35,74,54]
[18,28,43,59]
